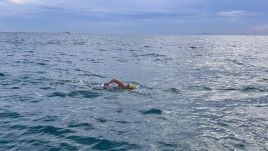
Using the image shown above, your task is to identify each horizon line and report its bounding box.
[0,31,268,36]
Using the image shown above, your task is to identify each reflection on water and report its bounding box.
[0,33,267,150]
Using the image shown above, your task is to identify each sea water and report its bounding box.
[0,33,267,150]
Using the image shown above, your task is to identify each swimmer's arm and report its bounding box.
[104,79,126,88]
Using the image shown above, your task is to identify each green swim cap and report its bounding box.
[127,83,136,90]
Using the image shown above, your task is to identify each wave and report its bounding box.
[157,141,179,150]
[10,87,20,89]
[47,40,63,45]
[36,62,47,66]
[97,118,108,123]
[128,49,142,52]
[189,46,202,49]
[241,86,265,92]
[164,88,181,94]
[190,46,198,49]
[98,48,108,51]
[40,86,54,90]
[78,73,105,78]
[23,125,74,136]
[116,58,128,62]
[131,52,172,63]
[225,59,244,65]
[188,85,213,91]
[34,115,58,122]
[261,78,268,81]
[141,108,163,115]
[219,86,266,92]
[138,53,166,57]
[68,122,94,130]
[72,41,86,45]
[0,110,22,119]
[66,135,139,150]
[49,90,100,98]
[186,85,266,92]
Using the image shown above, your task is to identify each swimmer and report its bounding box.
[104,79,136,90]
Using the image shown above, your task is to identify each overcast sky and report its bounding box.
[0,0,268,34]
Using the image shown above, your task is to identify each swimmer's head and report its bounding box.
[127,83,136,90]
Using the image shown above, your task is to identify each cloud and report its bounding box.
[1,0,203,21]
[0,1,40,17]
[1,0,268,34]
[217,10,250,17]
[7,0,34,4]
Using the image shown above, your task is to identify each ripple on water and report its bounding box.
[49,90,99,98]
[241,86,265,92]
[47,40,62,45]
[72,41,85,45]
[261,78,268,81]
[23,125,74,137]
[36,62,47,66]
[98,48,108,51]
[189,46,199,49]
[225,59,244,66]
[164,88,181,94]
[40,86,54,90]
[219,137,247,150]
[141,108,163,115]
[188,85,213,91]
[78,73,105,78]
[58,143,78,150]
[0,73,5,77]
[138,53,166,57]
[116,58,128,62]
[220,87,238,91]
[34,115,58,122]
[10,87,20,89]
[0,110,22,119]
[68,90,100,98]
[0,140,10,145]
[157,141,180,150]
[97,118,108,123]
[23,139,78,151]
[49,92,66,97]
[66,135,140,150]
[115,120,130,124]
[10,124,28,130]
[68,122,94,130]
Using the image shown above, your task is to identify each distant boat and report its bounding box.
[64,32,71,34]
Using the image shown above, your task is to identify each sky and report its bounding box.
[0,0,268,34]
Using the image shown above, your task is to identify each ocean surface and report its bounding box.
[0,32,267,151]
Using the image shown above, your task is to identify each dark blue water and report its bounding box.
[0,32,267,150]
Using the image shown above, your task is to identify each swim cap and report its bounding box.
[127,83,136,90]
